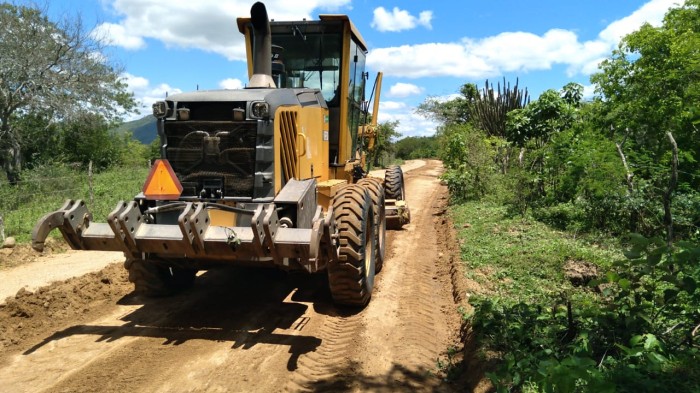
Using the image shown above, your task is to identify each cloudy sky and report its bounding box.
[42,0,683,138]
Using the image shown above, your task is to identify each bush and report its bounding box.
[470,234,700,392]
[532,202,584,232]
[438,124,501,202]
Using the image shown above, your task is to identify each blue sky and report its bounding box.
[40,0,683,138]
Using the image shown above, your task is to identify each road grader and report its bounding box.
[31,2,410,306]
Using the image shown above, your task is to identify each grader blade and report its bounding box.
[385,200,411,230]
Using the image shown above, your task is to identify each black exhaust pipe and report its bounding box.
[248,2,276,88]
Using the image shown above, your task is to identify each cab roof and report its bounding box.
[236,14,368,52]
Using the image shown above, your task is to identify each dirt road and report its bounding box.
[0,160,465,392]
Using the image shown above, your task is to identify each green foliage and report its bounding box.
[393,136,438,160]
[471,78,530,139]
[438,125,501,202]
[453,202,700,392]
[416,83,478,126]
[14,112,152,172]
[591,0,700,190]
[452,202,616,301]
[114,115,158,144]
[0,3,136,181]
[506,86,580,147]
[58,114,131,170]
[369,121,402,168]
[437,4,700,391]
[147,138,162,162]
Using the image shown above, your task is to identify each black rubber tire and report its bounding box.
[327,184,376,306]
[357,178,386,273]
[385,165,405,200]
[125,259,197,297]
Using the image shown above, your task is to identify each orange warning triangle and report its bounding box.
[142,159,183,200]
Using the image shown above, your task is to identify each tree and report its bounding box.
[369,120,401,168]
[416,83,477,126]
[0,3,136,182]
[589,0,700,237]
[394,136,438,160]
[590,0,700,187]
[505,83,582,148]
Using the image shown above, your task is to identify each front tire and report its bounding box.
[384,165,405,200]
[327,184,376,306]
[357,178,386,273]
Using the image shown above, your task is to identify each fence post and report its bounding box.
[88,160,94,207]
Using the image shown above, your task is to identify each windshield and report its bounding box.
[271,31,342,103]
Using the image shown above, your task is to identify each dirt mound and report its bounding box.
[0,262,131,354]
[564,259,599,287]
[0,237,69,269]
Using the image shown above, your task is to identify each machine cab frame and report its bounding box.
[237,14,369,175]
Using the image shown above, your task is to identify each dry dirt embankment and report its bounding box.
[0,159,471,393]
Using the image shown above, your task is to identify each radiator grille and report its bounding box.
[165,121,257,198]
[279,110,298,182]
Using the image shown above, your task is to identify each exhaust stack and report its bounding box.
[248,2,276,88]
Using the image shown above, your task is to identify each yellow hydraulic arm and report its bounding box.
[360,72,383,150]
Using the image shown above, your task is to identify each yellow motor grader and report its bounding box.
[31,2,410,306]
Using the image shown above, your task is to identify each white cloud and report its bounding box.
[371,7,433,32]
[380,101,408,112]
[368,0,682,79]
[380,109,438,138]
[122,73,182,119]
[582,84,597,99]
[599,0,681,44]
[91,22,145,49]
[377,101,438,137]
[219,78,244,89]
[368,42,495,78]
[388,83,423,98]
[94,0,352,60]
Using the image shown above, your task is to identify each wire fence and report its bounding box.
[0,162,150,243]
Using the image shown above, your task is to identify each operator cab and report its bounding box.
[238,15,369,167]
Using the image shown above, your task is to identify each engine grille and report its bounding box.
[165,121,258,198]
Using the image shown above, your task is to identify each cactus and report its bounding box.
[471,78,529,138]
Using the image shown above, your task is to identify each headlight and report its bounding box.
[152,101,169,118]
[250,101,270,119]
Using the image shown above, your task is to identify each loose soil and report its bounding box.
[0,160,478,392]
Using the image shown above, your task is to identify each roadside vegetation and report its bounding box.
[422,2,700,391]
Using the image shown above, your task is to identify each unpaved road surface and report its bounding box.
[0,160,466,392]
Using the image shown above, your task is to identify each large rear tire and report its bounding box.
[328,184,376,306]
[357,178,386,273]
[385,165,405,200]
[125,259,197,297]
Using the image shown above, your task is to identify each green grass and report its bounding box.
[451,201,620,303]
[451,201,700,392]
[0,164,149,243]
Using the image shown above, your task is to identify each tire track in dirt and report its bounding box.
[283,313,363,392]
[349,161,459,391]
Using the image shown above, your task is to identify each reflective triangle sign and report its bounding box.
[142,159,183,200]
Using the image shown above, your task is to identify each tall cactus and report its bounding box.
[471,78,529,138]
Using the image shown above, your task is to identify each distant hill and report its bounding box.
[115,115,158,144]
